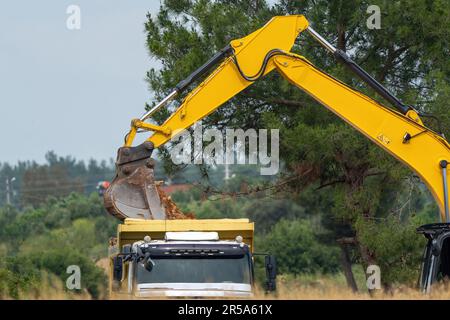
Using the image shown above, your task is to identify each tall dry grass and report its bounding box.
[1,272,92,300]
[7,284,450,300]
[4,269,450,300]
[253,276,450,300]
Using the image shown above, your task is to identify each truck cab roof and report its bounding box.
[131,231,250,257]
[117,218,254,252]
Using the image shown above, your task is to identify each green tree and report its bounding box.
[182,197,247,219]
[0,192,117,299]
[28,250,107,299]
[259,219,340,275]
[0,256,41,299]
[21,163,84,207]
[0,151,116,208]
[245,198,306,234]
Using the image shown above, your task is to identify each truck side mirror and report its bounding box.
[143,253,155,272]
[264,255,277,292]
[122,244,132,254]
[113,256,123,290]
[113,256,123,282]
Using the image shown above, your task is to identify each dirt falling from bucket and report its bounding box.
[156,185,195,220]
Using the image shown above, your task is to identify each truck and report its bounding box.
[109,218,276,298]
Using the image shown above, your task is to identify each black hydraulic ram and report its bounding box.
[306,27,412,115]
[140,44,233,121]
[441,160,450,222]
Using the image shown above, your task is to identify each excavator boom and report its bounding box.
[104,15,450,222]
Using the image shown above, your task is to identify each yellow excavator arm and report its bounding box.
[105,15,450,222]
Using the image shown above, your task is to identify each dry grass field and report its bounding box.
[10,278,450,300]
[12,284,450,300]
[5,263,450,300]
[253,283,450,300]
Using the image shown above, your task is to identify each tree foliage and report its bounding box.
[0,151,115,208]
[0,193,117,298]
[259,219,340,275]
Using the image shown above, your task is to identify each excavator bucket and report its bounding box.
[104,142,167,220]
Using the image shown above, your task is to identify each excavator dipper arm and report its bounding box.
[104,15,450,222]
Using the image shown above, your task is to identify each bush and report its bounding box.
[182,198,248,219]
[258,219,340,275]
[0,193,117,299]
[1,256,41,299]
[28,249,107,299]
[355,215,429,286]
[245,199,306,234]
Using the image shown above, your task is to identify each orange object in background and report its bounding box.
[97,181,111,196]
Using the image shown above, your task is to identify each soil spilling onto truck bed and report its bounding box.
[156,185,195,220]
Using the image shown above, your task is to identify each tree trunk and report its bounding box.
[338,237,358,292]
[358,242,378,295]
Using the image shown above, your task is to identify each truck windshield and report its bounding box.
[136,257,251,284]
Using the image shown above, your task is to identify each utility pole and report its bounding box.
[224,163,230,181]
[5,177,16,206]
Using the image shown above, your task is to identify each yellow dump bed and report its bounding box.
[117,218,254,252]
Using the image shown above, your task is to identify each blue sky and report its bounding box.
[0,1,161,164]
